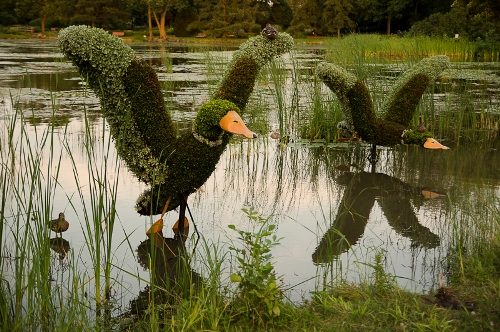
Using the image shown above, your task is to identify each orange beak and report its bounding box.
[423,138,449,150]
[220,111,257,138]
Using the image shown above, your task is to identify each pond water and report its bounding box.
[1,38,499,315]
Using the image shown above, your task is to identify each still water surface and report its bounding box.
[1,39,499,311]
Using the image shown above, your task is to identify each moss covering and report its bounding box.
[58,25,294,216]
[136,100,242,215]
[316,55,450,147]
[346,80,378,143]
[383,73,430,126]
[382,55,450,124]
[402,129,434,146]
[58,25,169,185]
[194,100,239,139]
[125,58,176,161]
[315,62,357,133]
[214,57,259,110]
[374,119,407,146]
[216,32,294,104]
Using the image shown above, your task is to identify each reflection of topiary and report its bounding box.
[58,26,294,216]
[316,55,450,147]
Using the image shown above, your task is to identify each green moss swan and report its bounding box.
[316,55,450,148]
[58,26,294,216]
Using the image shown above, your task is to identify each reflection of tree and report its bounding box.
[129,235,203,314]
[312,169,441,264]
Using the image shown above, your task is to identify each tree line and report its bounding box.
[0,0,498,41]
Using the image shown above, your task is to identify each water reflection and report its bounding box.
[313,167,441,264]
[49,237,71,259]
[130,233,202,314]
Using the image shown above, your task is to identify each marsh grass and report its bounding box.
[323,34,485,62]
[0,94,90,331]
[0,87,131,330]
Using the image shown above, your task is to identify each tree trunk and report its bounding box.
[148,5,153,41]
[154,10,168,40]
[160,9,167,39]
[337,28,340,38]
[41,16,46,34]
[386,12,391,35]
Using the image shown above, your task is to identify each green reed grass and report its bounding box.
[0,84,127,330]
[64,108,120,328]
[324,34,484,62]
[0,93,85,331]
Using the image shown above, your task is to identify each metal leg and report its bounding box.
[178,192,188,236]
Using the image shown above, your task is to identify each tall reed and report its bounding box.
[323,34,486,62]
[0,83,125,329]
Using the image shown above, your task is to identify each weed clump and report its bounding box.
[228,208,284,325]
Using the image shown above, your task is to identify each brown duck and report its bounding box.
[49,212,69,235]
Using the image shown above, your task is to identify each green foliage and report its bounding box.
[346,80,377,142]
[372,119,406,145]
[125,58,176,161]
[382,55,450,126]
[367,250,396,294]
[408,7,469,38]
[322,0,355,36]
[287,0,323,36]
[229,32,295,70]
[228,208,284,324]
[383,73,430,126]
[214,57,259,110]
[215,32,294,111]
[194,99,240,139]
[59,25,294,216]
[474,29,500,57]
[0,11,17,25]
[173,7,198,37]
[316,56,450,146]
[402,129,433,146]
[58,25,168,186]
[254,0,293,30]
[315,62,357,133]
[187,0,260,38]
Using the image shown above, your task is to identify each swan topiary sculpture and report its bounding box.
[316,55,450,149]
[58,26,294,226]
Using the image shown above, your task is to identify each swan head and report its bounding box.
[194,99,256,140]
